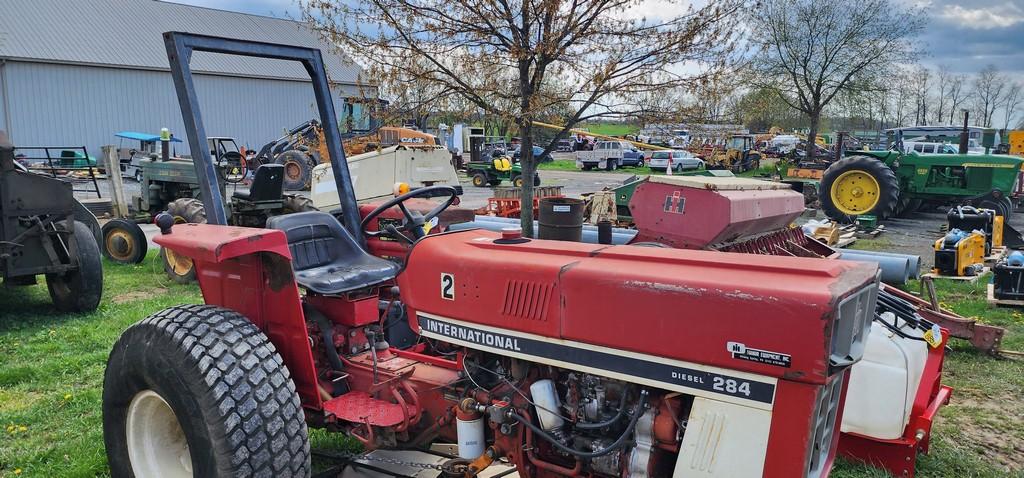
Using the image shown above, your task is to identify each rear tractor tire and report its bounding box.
[102,304,310,477]
[275,150,314,191]
[161,198,207,284]
[46,221,104,313]
[101,219,148,264]
[820,155,900,223]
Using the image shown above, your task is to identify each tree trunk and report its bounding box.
[519,120,536,237]
[806,111,821,159]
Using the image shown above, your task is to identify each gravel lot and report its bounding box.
[75,163,1024,273]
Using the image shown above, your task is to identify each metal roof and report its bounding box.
[0,0,364,84]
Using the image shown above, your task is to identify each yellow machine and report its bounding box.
[706,134,762,173]
[933,229,986,276]
[1008,130,1024,156]
[994,215,1004,248]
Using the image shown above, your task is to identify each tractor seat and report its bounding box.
[233,164,284,201]
[266,211,400,294]
[493,157,512,172]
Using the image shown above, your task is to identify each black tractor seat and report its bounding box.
[266,211,400,294]
[233,164,284,201]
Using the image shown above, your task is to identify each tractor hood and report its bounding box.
[399,229,879,390]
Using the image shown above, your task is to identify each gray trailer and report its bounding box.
[0,131,103,312]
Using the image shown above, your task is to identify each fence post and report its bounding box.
[102,145,128,218]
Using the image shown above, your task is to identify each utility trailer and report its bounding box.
[0,132,103,312]
[100,33,881,478]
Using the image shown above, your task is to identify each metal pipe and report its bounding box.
[838,249,920,279]
[450,216,637,244]
[838,251,913,284]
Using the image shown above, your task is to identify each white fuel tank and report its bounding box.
[840,317,929,439]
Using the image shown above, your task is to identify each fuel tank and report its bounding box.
[398,229,879,388]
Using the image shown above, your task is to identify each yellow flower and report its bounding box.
[14,469,22,475]
[18,425,26,432]
[6,425,13,433]
[63,393,72,401]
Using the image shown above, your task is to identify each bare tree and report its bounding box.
[1001,81,1023,132]
[972,64,1006,126]
[748,0,924,157]
[947,74,968,125]
[912,66,931,125]
[303,0,740,235]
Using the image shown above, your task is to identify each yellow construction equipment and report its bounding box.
[531,121,670,151]
[933,229,986,276]
[705,134,762,173]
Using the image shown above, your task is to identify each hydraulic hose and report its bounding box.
[302,303,346,372]
[574,387,632,430]
[509,390,648,458]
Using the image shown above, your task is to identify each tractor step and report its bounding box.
[324,392,406,427]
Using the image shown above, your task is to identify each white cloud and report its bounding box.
[939,2,1024,29]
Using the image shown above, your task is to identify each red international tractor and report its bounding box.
[100,33,881,477]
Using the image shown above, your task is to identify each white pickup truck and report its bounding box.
[575,140,645,171]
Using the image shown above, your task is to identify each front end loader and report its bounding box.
[100,32,881,478]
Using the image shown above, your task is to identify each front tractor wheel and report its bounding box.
[160,199,207,284]
[103,305,310,477]
[101,219,148,264]
[820,155,900,223]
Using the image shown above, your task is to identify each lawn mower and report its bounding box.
[100,33,881,478]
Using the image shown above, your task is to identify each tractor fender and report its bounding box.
[154,223,323,409]
[72,198,102,246]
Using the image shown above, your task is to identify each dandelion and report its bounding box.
[63,393,72,401]
[6,425,14,433]
[14,469,22,475]
[18,425,26,432]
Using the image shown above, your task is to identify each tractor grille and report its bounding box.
[828,274,879,371]
[502,280,553,321]
[806,371,845,478]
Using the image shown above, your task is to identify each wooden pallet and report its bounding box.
[984,246,1008,265]
[987,283,1024,307]
[922,268,990,283]
[834,232,857,248]
[839,224,886,239]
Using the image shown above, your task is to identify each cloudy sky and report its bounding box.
[172,0,1024,80]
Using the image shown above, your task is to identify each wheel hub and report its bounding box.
[106,231,134,259]
[285,161,301,180]
[163,248,194,277]
[831,170,880,215]
[126,390,193,478]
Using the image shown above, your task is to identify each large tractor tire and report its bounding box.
[820,156,900,223]
[282,194,318,214]
[975,196,1013,221]
[161,198,207,284]
[101,219,148,264]
[47,221,103,313]
[103,305,310,477]
[276,150,314,191]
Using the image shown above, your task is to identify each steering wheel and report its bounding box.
[360,185,459,244]
[220,151,247,184]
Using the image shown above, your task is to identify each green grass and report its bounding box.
[1,253,1022,476]
[576,122,639,137]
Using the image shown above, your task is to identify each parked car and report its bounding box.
[648,150,704,173]
[575,140,645,170]
[555,139,574,152]
[512,145,553,163]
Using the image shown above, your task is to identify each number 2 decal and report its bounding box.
[441,273,455,300]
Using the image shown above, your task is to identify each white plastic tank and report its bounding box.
[840,316,929,439]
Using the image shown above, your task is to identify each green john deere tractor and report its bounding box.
[819,149,1023,222]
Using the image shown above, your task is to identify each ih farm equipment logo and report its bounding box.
[663,191,685,214]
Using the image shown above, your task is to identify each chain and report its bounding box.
[325,449,447,471]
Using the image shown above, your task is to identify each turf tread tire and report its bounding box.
[820,155,900,223]
[103,304,310,477]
